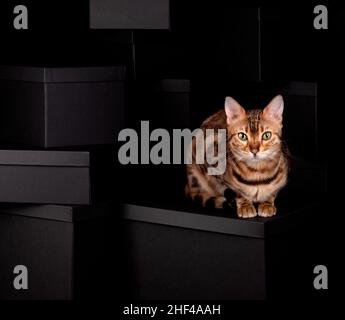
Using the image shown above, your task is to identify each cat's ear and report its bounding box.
[263,95,284,124]
[225,97,246,125]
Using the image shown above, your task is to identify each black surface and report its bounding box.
[0,202,112,223]
[121,200,317,239]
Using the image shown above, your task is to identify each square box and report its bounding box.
[130,79,190,129]
[0,66,125,148]
[120,198,321,300]
[118,158,325,300]
[90,0,170,29]
[0,147,115,205]
[0,203,112,300]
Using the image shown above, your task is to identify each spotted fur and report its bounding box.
[185,95,290,218]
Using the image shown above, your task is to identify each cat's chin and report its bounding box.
[244,155,266,164]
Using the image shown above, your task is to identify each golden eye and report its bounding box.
[262,131,272,140]
[238,132,248,141]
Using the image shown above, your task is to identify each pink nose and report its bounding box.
[251,148,259,155]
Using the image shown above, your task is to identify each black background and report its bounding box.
[0,0,339,312]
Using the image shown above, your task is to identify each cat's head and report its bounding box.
[225,95,284,163]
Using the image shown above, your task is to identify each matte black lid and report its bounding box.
[0,149,90,167]
[121,200,318,239]
[0,65,126,82]
[0,202,112,222]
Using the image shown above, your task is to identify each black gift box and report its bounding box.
[90,0,170,29]
[120,198,321,300]
[0,66,125,148]
[130,79,190,129]
[119,159,325,300]
[0,147,115,205]
[0,203,111,300]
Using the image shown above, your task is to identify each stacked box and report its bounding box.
[0,66,124,299]
[0,203,113,300]
[120,197,322,300]
[0,66,125,147]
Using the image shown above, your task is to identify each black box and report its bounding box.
[118,144,326,300]
[120,196,322,300]
[0,66,125,148]
[0,147,115,205]
[129,79,190,129]
[0,203,112,300]
[90,0,170,29]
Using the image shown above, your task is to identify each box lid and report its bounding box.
[90,0,170,30]
[0,149,90,167]
[121,198,319,239]
[0,202,112,222]
[0,66,126,83]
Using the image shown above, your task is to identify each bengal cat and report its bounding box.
[185,95,289,218]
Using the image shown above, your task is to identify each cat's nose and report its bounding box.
[250,148,259,156]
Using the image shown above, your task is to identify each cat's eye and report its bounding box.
[262,131,272,140]
[238,132,248,141]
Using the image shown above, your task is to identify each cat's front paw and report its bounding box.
[237,203,257,219]
[258,203,277,217]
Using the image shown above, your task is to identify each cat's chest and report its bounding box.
[226,164,287,202]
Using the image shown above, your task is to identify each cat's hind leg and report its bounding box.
[205,195,228,208]
[185,177,226,208]
[186,189,226,208]
[186,166,227,208]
